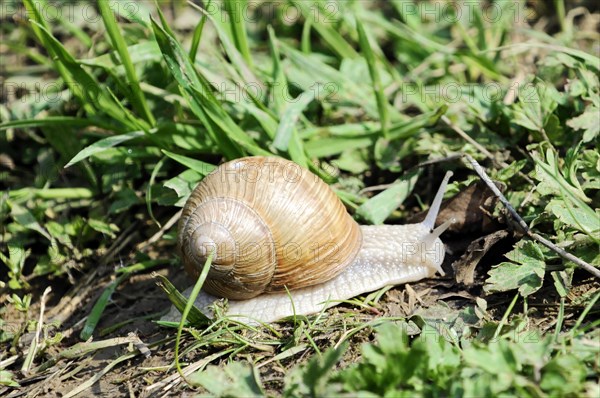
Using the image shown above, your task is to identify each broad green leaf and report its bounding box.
[0,370,20,388]
[540,355,587,395]
[0,243,28,278]
[163,169,204,206]
[284,342,347,398]
[8,201,52,241]
[511,81,560,132]
[189,362,265,397]
[531,148,598,242]
[566,105,599,143]
[462,340,517,376]
[546,199,600,238]
[484,241,545,297]
[88,219,120,239]
[335,150,370,174]
[108,188,140,214]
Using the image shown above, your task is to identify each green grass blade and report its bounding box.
[157,24,270,156]
[273,90,314,166]
[267,26,287,115]
[356,169,420,224]
[292,0,358,59]
[356,18,389,138]
[80,273,128,340]
[27,21,138,131]
[174,251,214,377]
[0,117,108,131]
[189,3,264,99]
[162,150,216,176]
[305,136,373,158]
[65,131,146,168]
[98,0,155,126]
[80,41,162,71]
[223,0,253,67]
[115,259,172,275]
[387,105,447,140]
[151,16,248,159]
[279,43,383,118]
[189,0,212,60]
[301,18,312,53]
[147,156,167,227]
[8,188,94,200]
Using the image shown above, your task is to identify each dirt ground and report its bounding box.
[2,232,597,397]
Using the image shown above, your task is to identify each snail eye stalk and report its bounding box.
[422,171,453,231]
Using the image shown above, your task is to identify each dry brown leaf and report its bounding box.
[452,230,510,285]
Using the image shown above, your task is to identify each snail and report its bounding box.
[171,156,453,324]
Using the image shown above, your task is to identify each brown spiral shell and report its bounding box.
[177,156,363,300]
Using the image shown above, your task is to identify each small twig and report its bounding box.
[463,154,600,279]
[442,116,535,185]
[136,209,182,251]
[414,154,463,169]
[442,115,500,163]
[144,351,229,393]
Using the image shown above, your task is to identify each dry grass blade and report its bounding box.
[21,287,51,372]
[145,351,230,393]
[62,352,137,398]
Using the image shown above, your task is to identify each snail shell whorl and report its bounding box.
[178,156,363,300]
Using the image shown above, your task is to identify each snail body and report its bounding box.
[174,156,453,324]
